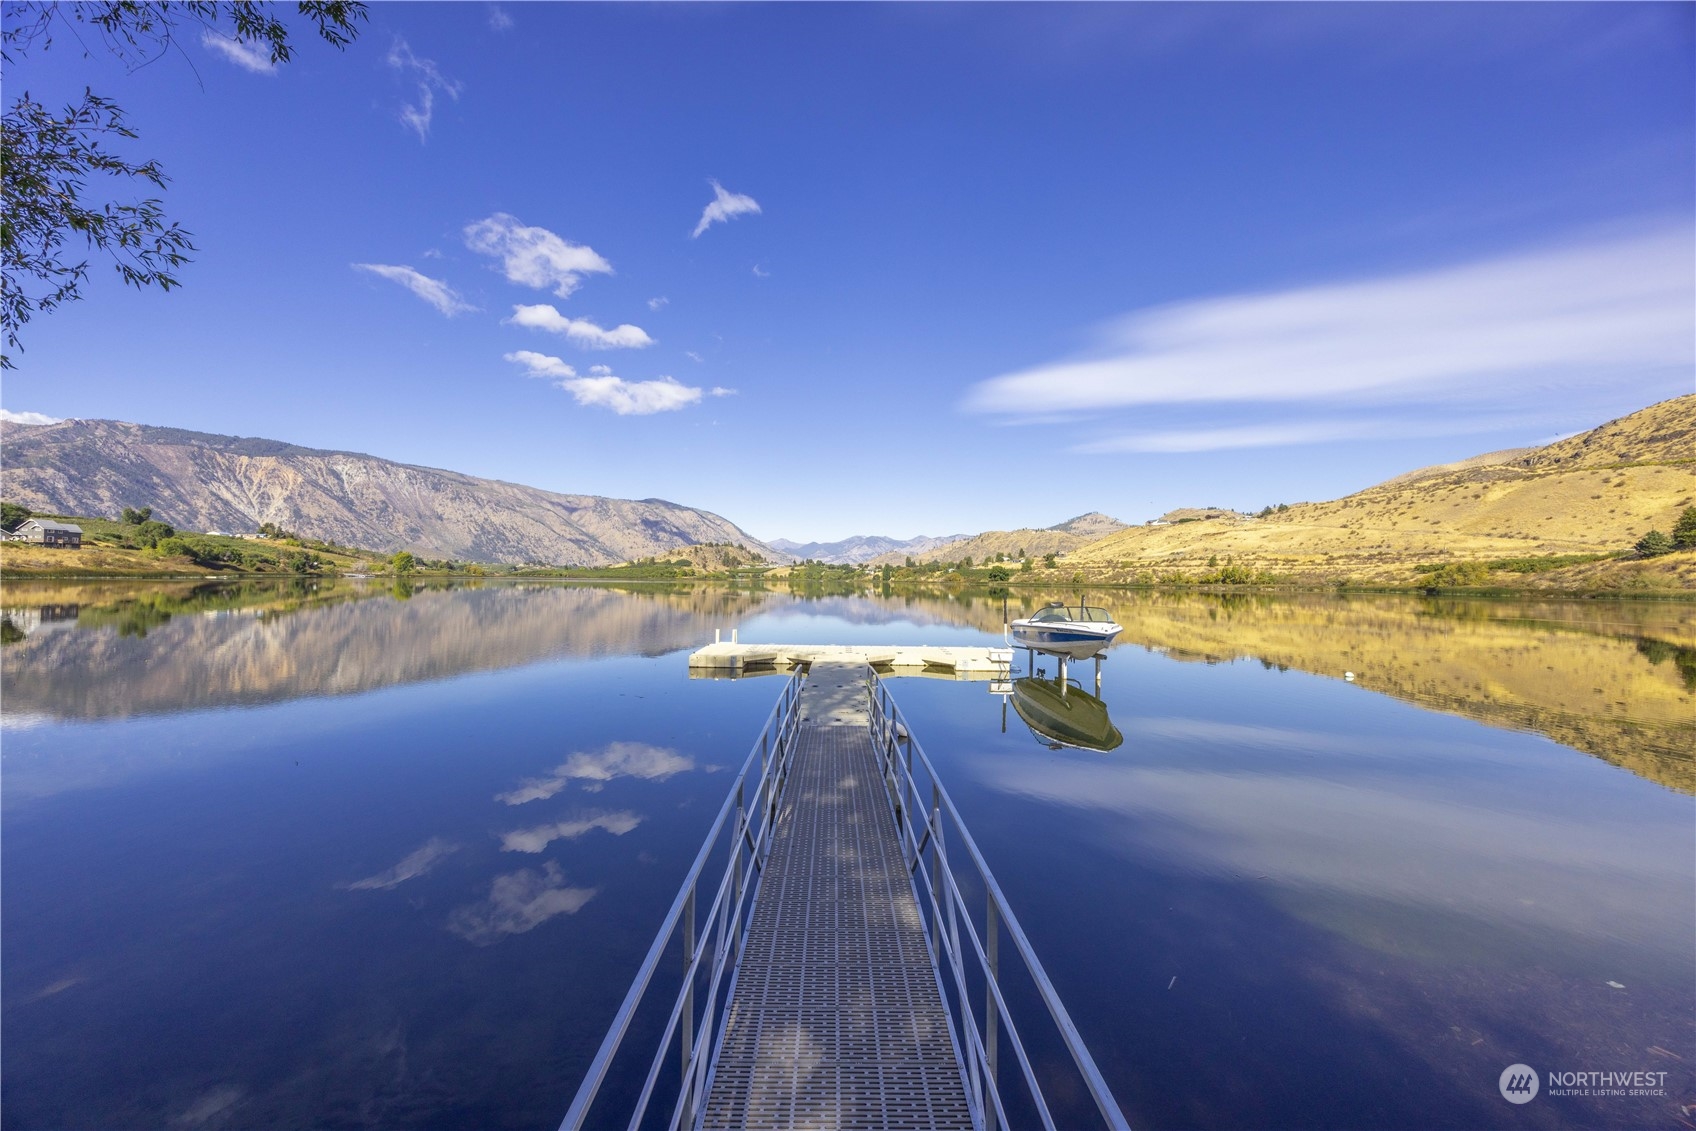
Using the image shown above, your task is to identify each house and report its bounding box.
[13,519,82,548]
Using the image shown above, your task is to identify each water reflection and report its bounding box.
[497,742,695,804]
[498,811,643,854]
[1007,675,1124,752]
[445,862,598,946]
[340,838,460,891]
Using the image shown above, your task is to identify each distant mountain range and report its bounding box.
[0,419,779,567]
[767,533,970,565]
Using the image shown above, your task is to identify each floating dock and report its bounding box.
[689,637,1012,680]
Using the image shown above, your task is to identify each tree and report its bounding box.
[2,2,367,367]
[1635,530,1674,558]
[121,505,152,524]
[1673,506,1696,551]
[390,550,415,575]
[0,501,30,531]
[986,565,1011,583]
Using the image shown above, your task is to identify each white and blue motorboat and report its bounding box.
[1006,601,1122,660]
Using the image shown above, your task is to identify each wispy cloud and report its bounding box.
[1075,414,1540,454]
[499,810,643,853]
[504,350,576,380]
[692,179,762,238]
[710,386,737,398]
[504,353,704,415]
[508,304,654,349]
[648,296,669,311]
[446,861,595,945]
[751,264,770,278]
[387,38,462,142]
[340,838,459,891]
[465,214,612,298]
[685,350,704,363]
[487,4,513,31]
[965,225,1695,424]
[352,263,475,316]
[1,409,61,426]
[200,30,276,74]
[497,742,695,804]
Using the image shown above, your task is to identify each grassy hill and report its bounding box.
[868,512,1127,566]
[1064,395,1695,589]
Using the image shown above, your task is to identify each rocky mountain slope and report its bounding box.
[768,533,969,565]
[868,511,1128,566]
[0,419,778,567]
[1066,395,1696,583]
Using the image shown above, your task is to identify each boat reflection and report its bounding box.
[1008,675,1123,752]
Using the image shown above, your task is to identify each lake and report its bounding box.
[2,580,1692,1130]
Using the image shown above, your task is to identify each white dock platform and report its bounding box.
[688,640,1012,680]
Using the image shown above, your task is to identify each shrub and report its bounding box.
[1423,560,1491,587]
[1635,530,1674,558]
[1673,506,1696,550]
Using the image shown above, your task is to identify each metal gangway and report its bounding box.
[560,661,1129,1131]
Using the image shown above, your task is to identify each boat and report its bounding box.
[1007,601,1122,659]
[1011,676,1123,752]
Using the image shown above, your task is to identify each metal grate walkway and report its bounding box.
[700,662,974,1131]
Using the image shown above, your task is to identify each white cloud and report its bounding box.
[446,861,595,945]
[752,264,770,278]
[499,810,644,853]
[710,386,737,397]
[1075,413,1539,454]
[352,263,475,316]
[387,38,462,143]
[340,838,458,891]
[506,353,703,415]
[648,296,669,310]
[685,350,704,363]
[692,179,762,238]
[965,225,1695,416]
[508,304,654,349]
[465,214,612,297]
[200,30,276,74]
[562,373,703,415]
[487,4,513,31]
[503,350,577,380]
[495,743,694,803]
[1,409,62,426]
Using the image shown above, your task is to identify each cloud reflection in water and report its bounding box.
[499,810,643,853]
[340,838,460,891]
[446,861,596,945]
[497,741,694,803]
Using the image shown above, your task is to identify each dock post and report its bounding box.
[1095,654,1103,695]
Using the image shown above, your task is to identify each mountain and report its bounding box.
[1066,395,1696,585]
[867,512,1128,566]
[0,418,779,567]
[768,533,970,565]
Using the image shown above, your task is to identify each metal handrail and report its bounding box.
[868,670,1132,1131]
[558,668,807,1131]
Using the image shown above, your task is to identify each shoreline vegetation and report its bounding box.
[1,519,1692,598]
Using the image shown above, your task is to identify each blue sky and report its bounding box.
[4,2,1692,542]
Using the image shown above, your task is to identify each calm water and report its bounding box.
[3,581,1692,1130]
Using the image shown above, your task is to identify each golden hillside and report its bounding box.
[1068,395,1696,585]
[868,513,1126,566]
